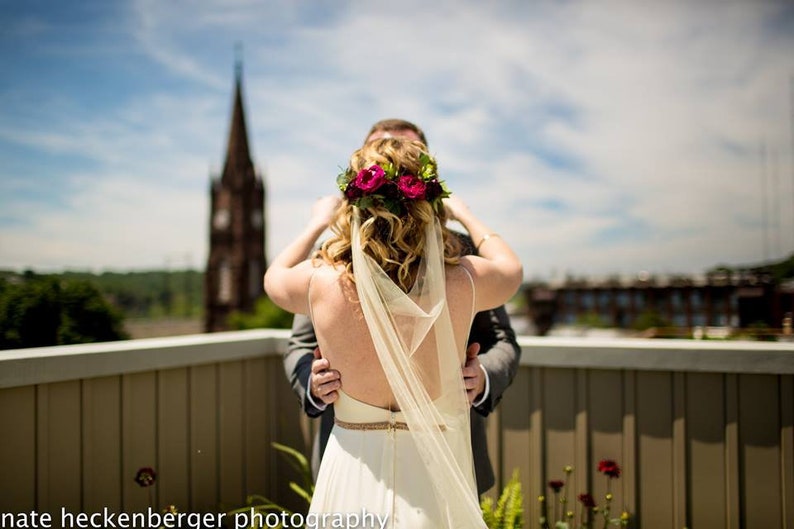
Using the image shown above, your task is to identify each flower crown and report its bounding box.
[336,152,451,215]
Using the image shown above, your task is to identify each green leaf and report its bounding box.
[226,442,315,523]
[336,169,352,191]
[418,153,437,180]
[382,162,397,179]
[358,196,375,209]
[272,442,310,471]
[289,482,314,505]
[382,198,403,216]
[271,442,314,496]
[481,469,523,529]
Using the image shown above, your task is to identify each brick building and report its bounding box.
[204,62,266,332]
[524,271,793,337]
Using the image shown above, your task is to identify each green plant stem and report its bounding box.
[602,479,612,529]
[553,492,560,525]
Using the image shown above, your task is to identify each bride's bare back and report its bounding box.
[307,263,475,410]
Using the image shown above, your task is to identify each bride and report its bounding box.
[264,137,522,528]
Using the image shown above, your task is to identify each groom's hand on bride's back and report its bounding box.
[309,342,486,406]
[310,347,341,405]
[462,343,486,405]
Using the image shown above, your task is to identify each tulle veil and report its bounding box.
[350,209,486,528]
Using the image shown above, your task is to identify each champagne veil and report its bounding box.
[350,209,486,528]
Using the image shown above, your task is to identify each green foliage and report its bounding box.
[709,252,794,283]
[0,274,61,348]
[481,469,524,529]
[575,311,610,329]
[743,320,776,341]
[0,272,128,349]
[768,253,794,282]
[227,296,294,330]
[631,309,670,331]
[61,269,203,318]
[228,442,314,528]
[509,291,528,311]
[58,280,129,344]
[0,269,204,321]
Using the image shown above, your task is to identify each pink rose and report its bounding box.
[354,165,387,193]
[397,174,426,200]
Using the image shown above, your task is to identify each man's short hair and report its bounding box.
[364,119,428,146]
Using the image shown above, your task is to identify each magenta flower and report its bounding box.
[354,165,387,193]
[397,174,426,200]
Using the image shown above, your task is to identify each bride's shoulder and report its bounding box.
[309,263,351,290]
[310,262,344,279]
[308,264,358,306]
[445,263,474,284]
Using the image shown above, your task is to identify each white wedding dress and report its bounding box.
[307,212,487,529]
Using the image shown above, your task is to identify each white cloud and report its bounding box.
[1,0,792,277]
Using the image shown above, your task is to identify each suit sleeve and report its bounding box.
[468,305,521,417]
[284,313,326,418]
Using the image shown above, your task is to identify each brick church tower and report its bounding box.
[204,61,266,332]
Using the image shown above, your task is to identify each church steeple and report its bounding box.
[204,54,267,333]
[221,59,253,184]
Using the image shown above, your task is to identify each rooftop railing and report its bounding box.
[1,331,792,528]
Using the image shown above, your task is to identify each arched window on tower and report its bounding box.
[218,259,232,303]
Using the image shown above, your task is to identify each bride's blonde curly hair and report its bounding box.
[318,138,462,292]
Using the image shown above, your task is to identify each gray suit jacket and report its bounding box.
[282,236,521,495]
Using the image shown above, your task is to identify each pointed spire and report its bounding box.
[221,48,253,183]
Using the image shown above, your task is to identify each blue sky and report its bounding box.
[1,0,792,279]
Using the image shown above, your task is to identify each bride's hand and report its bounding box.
[310,195,342,228]
[443,195,470,222]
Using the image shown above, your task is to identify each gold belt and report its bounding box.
[334,418,410,431]
[333,418,447,432]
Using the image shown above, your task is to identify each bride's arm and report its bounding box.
[264,195,341,315]
[444,195,523,312]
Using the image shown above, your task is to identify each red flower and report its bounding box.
[424,178,443,201]
[598,459,621,478]
[397,174,427,200]
[354,165,387,193]
[135,467,157,487]
[344,183,363,200]
[548,480,565,493]
[578,493,596,508]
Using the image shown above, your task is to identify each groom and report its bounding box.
[283,118,521,495]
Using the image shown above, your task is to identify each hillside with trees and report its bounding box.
[0,271,128,349]
[59,269,204,319]
[0,269,294,348]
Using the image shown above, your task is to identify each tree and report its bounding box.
[227,296,294,330]
[0,273,128,350]
[0,274,61,348]
[58,280,128,344]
